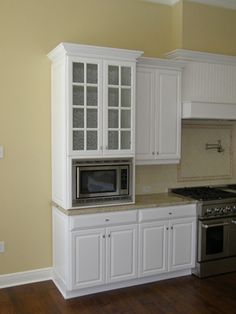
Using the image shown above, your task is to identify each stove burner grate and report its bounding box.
[172,186,236,201]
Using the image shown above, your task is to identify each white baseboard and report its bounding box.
[0,267,53,289]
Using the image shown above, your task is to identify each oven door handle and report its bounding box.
[202,222,230,229]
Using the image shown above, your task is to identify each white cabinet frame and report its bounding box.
[48,43,143,209]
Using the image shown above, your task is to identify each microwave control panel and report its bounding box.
[121,168,128,191]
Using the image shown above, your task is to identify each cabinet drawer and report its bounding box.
[69,210,138,230]
[139,204,196,222]
[169,204,196,218]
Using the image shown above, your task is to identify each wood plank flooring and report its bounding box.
[1,272,236,314]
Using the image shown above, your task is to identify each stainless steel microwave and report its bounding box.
[72,159,133,206]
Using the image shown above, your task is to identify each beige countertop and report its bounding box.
[52,193,196,216]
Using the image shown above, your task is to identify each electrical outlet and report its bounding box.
[142,186,151,193]
[0,241,5,253]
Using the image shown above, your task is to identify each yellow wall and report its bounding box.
[171,0,183,50]
[1,0,236,276]
[0,0,172,275]
[182,1,236,55]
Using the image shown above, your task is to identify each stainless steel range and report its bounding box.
[172,186,236,278]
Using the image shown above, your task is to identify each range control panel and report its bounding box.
[202,203,236,218]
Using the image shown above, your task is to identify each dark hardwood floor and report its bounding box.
[1,273,236,314]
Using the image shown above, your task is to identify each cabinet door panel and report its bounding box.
[136,65,181,164]
[139,221,168,277]
[107,225,137,283]
[169,218,196,271]
[157,70,181,159]
[121,131,131,150]
[136,68,155,161]
[70,58,103,156]
[71,228,105,289]
[121,66,131,86]
[104,61,135,155]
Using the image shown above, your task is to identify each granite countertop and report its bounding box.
[52,192,196,216]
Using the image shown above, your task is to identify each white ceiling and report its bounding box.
[144,0,236,10]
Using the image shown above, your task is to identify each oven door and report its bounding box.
[198,218,230,262]
[229,217,236,256]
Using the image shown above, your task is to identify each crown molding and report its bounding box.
[166,49,236,65]
[187,0,236,10]
[48,42,143,62]
[138,56,186,69]
[143,0,236,10]
[142,0,179,5]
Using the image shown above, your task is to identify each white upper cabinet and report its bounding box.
[71,58,103,155]
[136,58,183,164]
[104,61,136,155]
[48,43,143,158]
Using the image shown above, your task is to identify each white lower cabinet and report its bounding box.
[169,218,196,272]
[52,204,196,299]
[139,205,196,277]
[71,228,106,289]
[139,220,169,277]
[71,225,137,290]
[106,225,138,283]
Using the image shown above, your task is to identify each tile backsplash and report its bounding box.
[135,120,236,195]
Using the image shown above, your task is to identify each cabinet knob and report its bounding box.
[166,227,169,230]
[102,235,105,239]
[108,234,111,238]
[171,226,173,230]
[105,218,110,222]
[152,152,155,155]
[169,212,172,215]
[156,152,159,155]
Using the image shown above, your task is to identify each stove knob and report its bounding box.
[219,208,224,214]
[206,208,212,215]
[214,208,219,214]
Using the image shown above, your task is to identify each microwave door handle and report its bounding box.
[76,167,80,199]
[202,222,230,229]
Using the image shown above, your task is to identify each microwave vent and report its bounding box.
[72,195,132,207]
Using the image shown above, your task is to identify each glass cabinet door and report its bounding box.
[106,63,133,153]
[72,61,101,153]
